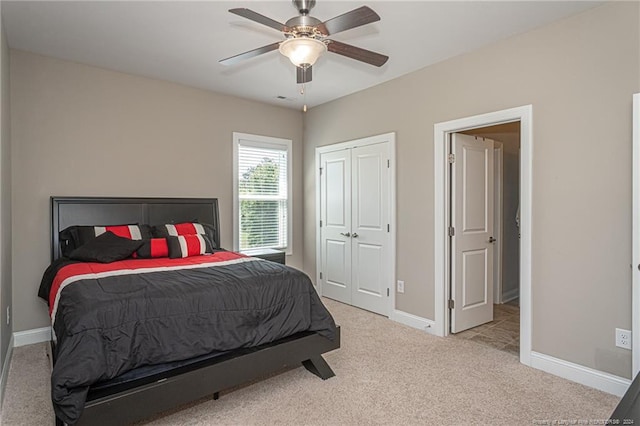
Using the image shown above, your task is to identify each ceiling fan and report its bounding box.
[219,0,389,84]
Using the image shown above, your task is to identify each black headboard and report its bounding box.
[51,197,220,261]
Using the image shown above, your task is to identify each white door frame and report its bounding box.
[632,93,639,377]
[493,141,504,304]
[315,132,397,319]
[434,105,533,366]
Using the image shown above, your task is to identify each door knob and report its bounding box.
[340,232,351,237]
[352,233,359,238]
[488,237,496,243]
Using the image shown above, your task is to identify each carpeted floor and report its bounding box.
[1,298,620,425]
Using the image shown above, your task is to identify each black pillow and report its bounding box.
[69,231,144,263]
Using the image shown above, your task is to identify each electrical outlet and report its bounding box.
[397,280,405,294]
[616,328,631,350]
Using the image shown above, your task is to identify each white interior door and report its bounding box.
[451,133,495,333]
[351,143,390,316]
[320,149,352,304]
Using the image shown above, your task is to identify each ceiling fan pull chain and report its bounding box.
[301,83,308,112]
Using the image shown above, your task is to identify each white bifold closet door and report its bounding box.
[320,141,390,316]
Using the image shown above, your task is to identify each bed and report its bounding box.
[41,196,340,425]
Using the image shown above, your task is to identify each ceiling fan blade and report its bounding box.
[318,6,380,36]
[327,40,388,67]
[229,8,290,33]
[219,42,281,66]
[297,66,312,84]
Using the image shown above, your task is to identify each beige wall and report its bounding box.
[10,50,303,331]
[303,2,640,378]
[0,9,12,377]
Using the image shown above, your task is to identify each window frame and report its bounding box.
[232,132,292,255]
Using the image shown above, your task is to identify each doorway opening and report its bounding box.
[433,105,533,366]
[450,123,521,356]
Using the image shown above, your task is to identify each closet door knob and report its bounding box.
[340,232,351,237]
[352,233,359,238]
[488,237,496,243]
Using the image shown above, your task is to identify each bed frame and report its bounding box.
[50,196,340,425]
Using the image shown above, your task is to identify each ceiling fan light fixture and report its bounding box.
[279,37,326,67]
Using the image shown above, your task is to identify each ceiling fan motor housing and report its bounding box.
[285,15,324,37]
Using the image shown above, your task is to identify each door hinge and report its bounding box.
[387,159,390,168]
[320,220,323,227]
[319,272,323,279]
[387,224,390,232]
[387,288,389,297]
[319,167,323,175]
[448,154,455,164]
[448,226,455,237]
[448,299,455,309]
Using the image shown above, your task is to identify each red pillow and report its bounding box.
[167,234,214,258]
[160,223,206,236]
[153,223,217,248]
[94,225,143,239]
[136,238,169,259]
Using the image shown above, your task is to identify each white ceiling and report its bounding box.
[2,1,602,110]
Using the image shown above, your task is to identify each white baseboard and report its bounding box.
[0,334,14,409]
[13,326,51,347]
[393,310,438,336]
[502,288,519,303]
[530,351,631,397]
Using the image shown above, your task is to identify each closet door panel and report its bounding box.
[351,143,390,316]
[320,150,352,304]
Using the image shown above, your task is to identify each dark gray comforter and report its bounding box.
[41,253,336,424]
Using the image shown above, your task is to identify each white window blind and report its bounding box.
[234,135,291,251]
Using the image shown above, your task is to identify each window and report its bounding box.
[233,133,292,253]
